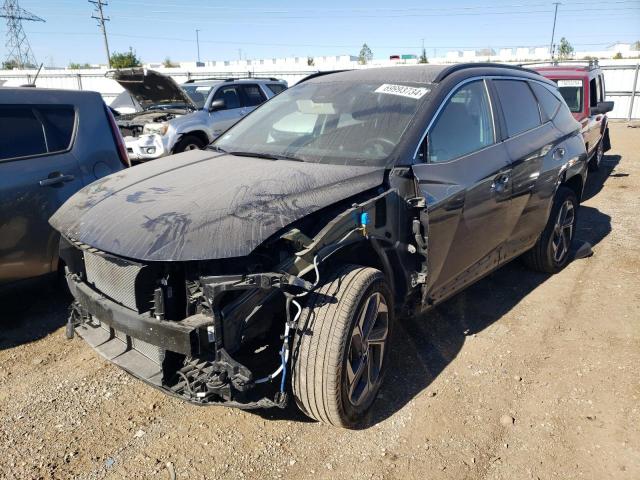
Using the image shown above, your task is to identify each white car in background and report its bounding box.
[108,68,287,162]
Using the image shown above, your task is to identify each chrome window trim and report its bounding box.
[412,74,554,162]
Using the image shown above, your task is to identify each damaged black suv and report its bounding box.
[52,64,587,428]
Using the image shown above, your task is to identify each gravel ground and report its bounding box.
[1,123,638,480]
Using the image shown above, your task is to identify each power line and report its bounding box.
[89,0,110,67]
[0,0,45,68]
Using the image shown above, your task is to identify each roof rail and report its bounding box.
[183,76,282,84]
[520,59,599,70]
[434,62,541,82]
[296,70,351,84]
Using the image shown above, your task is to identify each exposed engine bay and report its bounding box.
[115,109,188,138]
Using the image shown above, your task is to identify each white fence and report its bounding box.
[1,63,639,119]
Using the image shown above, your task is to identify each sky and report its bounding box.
[5,0,640,67]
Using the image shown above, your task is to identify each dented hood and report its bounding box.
[106,68,196,110]
[50,151,385,261]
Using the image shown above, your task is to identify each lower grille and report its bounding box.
[96,320,165,365]
[84,251,142,311]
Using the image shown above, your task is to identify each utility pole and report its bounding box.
[89,0,111,67]
[195,29,201,63]
[549,2,560,60]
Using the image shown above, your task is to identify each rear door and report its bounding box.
[491,79,563,258]
[208,85,244,137]
[412,79,513,302]
[0,104,83,285]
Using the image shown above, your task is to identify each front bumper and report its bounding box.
[66,273,286,409]
[124,134,171,161]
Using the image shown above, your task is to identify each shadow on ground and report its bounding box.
[0,282,70,350]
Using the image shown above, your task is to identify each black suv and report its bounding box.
[52,64,587,428]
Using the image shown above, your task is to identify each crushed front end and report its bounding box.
[60,236,314,409]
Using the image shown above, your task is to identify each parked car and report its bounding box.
[108,68,287,162]
[52,64,587,428]
[533,61,613,171]
[0,88,129,292]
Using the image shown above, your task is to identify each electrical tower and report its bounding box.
[89,0,111,67]
[0,0,45,69]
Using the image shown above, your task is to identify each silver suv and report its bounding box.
[108,69,287,162]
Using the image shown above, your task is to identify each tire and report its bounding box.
[291,265,394,428]
[588,138,604,172]
[173,134,205,153]
[523,186,578,274]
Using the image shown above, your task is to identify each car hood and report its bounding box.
[50,151,385,261]
[106,68,196,111]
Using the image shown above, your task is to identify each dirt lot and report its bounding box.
[1,123,638,480]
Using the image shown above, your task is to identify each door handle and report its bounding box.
[39,172,75,187]
[553,147,565,161]
[491,173,510,193]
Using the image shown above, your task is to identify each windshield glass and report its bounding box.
[182,85,215,109]
[213,80,431,166]
[554,79,583,113]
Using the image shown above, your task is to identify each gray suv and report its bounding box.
[108,69,287,162]
[0,87,128,291]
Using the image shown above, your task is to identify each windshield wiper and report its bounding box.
[207,145,228,153]
[227,151,304,162]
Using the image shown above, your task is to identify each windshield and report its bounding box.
[182,84,215,109]
[554,79,583,113]
[213,80,431,166]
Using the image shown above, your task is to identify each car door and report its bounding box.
[491,79,562,259]
[0,104,84,286]
[585,76,601,154]
[208,85,244,138]
[411,79,513,302]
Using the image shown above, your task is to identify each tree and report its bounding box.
[307,56,315,67]
[557,37,574,60]
[163,57,178,68]
[110,48,142,69]
[2,59,36,69]
[358,43,373,65]
[419,47,428,64]
[613,52,623,59]
[633,40,640,51]
[68,62,91,69]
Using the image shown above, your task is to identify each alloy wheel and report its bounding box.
[551,199,575,264]
[345,292,389,407]
[184,143,200,151]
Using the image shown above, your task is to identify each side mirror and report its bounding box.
[209,99,225,112]
[597,101,614,114]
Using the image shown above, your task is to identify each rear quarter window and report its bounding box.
[0,105,76,161]
[494,80,541,137]
[266,83,286,95]
[530,82,561,122]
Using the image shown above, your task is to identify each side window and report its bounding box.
[530,82,561,122]
[266,83,286,95]
[239,84,266,107]
[213,86,241,110]
[494,80,541,137]
[0,106,47,161]
[38,106,76,152]
[589,78,598,107]
[427,80,494,163]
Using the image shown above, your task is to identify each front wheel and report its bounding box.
[173,134,205,153]
[291,265,393,428]
[523,186,578,273]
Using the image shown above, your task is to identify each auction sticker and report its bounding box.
[375,84,430,99]
[557,79,583,87]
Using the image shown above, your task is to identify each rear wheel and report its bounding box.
[173,134,205,153]
[523,186,578,273]
[291,265,393,428]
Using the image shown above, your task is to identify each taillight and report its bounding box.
[105,105,131,168]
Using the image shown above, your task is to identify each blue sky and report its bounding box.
[7,0,640,67]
